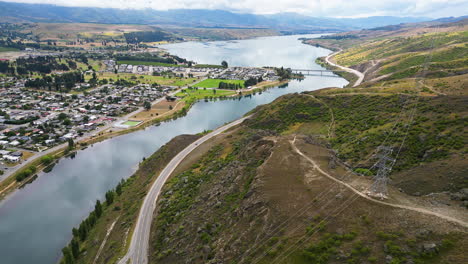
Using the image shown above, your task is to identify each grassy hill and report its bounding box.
[144,19,468,264]
[308,19,468,95]
[145,93,467,263]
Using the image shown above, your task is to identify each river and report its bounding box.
[0,34,347,264]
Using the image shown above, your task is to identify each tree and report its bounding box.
[221,60,228,68]
[144,101,151,111]
[63,119,71,126]
[94,200,102,218]
[68,138,74,149]
[41,155,54,165]
[62,247,74,264]
[116,182,123,196]
[105,190,115,205]
[58,113,67,120]
[70,239,80,259]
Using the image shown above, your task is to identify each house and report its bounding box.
[0,150,11,156]
[3,155,20,163]
[9,140,20,147]
[45,139,55,145]
[10,151,23,157]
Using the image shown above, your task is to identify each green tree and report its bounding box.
[221,60,228,68]
[68,138,74,149]
[41,155,54,165]
[116,182,123,196]
[70,239,80,259]
[58,113,67,120]
[144,101,151,111]
[62,246,74,264]
[63,119,71,126]
[94,200,102,218]
[105,190,115,205]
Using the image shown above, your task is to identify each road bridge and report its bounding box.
[291,69,344,77]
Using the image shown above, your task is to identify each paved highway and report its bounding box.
[325,49,364,87]
[118,115,250,264]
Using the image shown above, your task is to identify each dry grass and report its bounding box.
[131,100,184,121]
[21,150,35,161]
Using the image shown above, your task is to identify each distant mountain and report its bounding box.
[0,1,431,31]
[431,15,468,23]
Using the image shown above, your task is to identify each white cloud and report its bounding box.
[5,0,468,17]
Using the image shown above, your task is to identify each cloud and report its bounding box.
[5,0,468,17]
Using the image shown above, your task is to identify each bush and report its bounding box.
[41,155,54,165]
[15,166,37,181]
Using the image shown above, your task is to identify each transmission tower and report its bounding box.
[370,146,395,199]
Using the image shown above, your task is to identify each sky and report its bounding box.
[5,0,468,18]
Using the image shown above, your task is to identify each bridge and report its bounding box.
[291,69,344,77]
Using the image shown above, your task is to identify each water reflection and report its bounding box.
[0,35,347,264]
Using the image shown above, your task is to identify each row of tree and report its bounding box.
[218,81,243,90]
[124,30,181,44]
[61,179,124,264]
[25,71,85,91]
[244,77,263,87]
[16,56,71,74]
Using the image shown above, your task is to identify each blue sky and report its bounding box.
[5,0,468,18]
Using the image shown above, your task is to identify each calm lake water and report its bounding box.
[0,34,347,264]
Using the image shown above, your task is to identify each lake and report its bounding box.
[0,34,347,264]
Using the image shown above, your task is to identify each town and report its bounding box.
[0,55,284,179]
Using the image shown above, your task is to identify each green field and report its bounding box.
[175,88,236,101]
[122,120,141,126]
[87,72,197,86]
[117,60,183,67]
[0,47,19,52]
[194,79,245,88]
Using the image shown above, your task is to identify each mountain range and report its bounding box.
[0,1,432,31]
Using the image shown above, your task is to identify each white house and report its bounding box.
[9,140,20,147]
[3,155,20,163]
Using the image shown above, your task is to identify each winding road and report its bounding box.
[118,115,250,264]
[325,49,364,87]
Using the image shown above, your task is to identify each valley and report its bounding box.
[0,2,466,264]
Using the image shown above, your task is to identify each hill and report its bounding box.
[59,17,468,264]
[309,19,468,95]
[143,18,468,264]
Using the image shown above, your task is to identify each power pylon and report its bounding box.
[370,146,395,199]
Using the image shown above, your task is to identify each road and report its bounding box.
[325,49,364,87]
[118,115,250,264]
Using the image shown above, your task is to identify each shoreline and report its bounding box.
[0,78,291,200]
[301,41,364,87]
